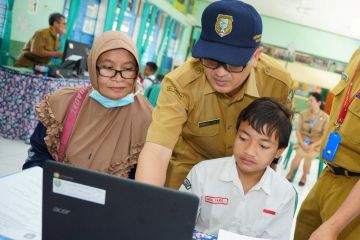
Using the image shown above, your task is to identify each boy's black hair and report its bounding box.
[236,97,293,149]
[49,13,65,26]
[146,62,158,73]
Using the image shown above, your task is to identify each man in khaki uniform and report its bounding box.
[294,48,360,240]
[15,13,66,68]
[136,0,293,189]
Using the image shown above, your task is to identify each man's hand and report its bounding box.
[54,51,63,58]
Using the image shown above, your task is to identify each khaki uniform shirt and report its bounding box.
[147,55,293,188]
[15,28,60,68]
[321,47,360,173]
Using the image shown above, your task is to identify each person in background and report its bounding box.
[135,0,293,189]
[294,47,360,240]
[15,13,66,68]
[142,61,158,91]
[180,98,296,239]
[144,74,164,107]
[22,31,152,179]
[286,92,329,186]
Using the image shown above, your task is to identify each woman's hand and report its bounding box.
[302,143,311,152]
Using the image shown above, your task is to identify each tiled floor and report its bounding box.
[0,136,321,239]
[0,137,28,177]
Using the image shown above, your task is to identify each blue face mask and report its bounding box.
[89,90,134,108]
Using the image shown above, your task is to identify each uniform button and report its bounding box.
[195,67,202,74]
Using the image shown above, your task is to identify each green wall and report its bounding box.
[262,16,360,63]
[10,0,65,60]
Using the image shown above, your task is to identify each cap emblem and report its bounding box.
[215,14,233,37]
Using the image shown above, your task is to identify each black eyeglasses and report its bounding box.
[96,66,138,79]
[201,58,247,73]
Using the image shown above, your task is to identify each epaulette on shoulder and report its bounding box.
[166,57,204,88]
[258,53,292,87]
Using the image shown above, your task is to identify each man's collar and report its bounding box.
[48,27,57,38]
[245,69,260,98]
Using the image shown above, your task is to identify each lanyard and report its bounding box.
[307,114,320,134]
[336,68,360,128]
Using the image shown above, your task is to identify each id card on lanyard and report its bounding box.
[304,115,321,145]
[322,68,360,161]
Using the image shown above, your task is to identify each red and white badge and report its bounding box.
[205,196,229,205]
[263,209,276,215]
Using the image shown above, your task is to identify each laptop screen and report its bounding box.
[42,161,199,240]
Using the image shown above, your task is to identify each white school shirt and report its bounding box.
[142,74,156,90]
[179,156,296,240]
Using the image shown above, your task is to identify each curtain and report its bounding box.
[61,0,80,51]
[139,5,158,60]
[0,0,15,65]
[156,15,171,68]
[103,0,118,31]
[159,19,176,74]
[136,2,150,55]
[115,0,129,31]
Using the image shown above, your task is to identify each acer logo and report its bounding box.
[52,206,71,215]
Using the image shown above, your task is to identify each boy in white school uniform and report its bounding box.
[180,98,297,239]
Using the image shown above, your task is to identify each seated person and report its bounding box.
[15,12,66,68]
[22,31,153,179]
[286,92,329,186]
[180,97,296,239]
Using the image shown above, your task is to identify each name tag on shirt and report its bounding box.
[198,119,220,128]
[205,196,228,205]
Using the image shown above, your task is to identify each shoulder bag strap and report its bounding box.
[58,85,92,162]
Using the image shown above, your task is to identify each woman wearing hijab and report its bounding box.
[23,31,152,178]
[286,92,329,186]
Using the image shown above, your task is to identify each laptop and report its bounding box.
[42,161,199,240]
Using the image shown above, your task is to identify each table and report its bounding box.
[0,66,90,143]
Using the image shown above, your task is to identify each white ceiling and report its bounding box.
[241,0,360,40]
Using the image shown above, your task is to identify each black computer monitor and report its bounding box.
[61,40,90,76]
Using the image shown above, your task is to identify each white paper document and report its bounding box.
[0,167,42,240]
[218,229,270,240]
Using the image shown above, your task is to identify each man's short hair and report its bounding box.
[146,62,158,73]
[236,97,293,149]
[49,13,65,26]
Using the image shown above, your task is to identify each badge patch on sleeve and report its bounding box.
[183,178,192,190]
[166,86,183,98]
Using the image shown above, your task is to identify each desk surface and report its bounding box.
[0,168,217,240]
[0,66,90,142]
